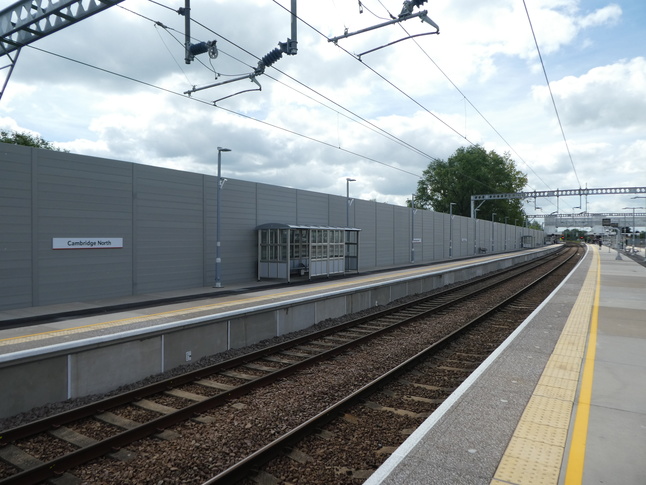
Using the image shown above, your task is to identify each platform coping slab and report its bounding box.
[491,248,598,485]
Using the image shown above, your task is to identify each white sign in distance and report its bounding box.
[412,238,422,243]
[52,238,124,249]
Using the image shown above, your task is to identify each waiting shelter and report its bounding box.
[521,235,535,248]
[256,223,360,282]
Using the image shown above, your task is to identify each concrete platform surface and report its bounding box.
[365,244,646,485]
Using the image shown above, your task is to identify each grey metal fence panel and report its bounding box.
[217,179,259,285]
[35,151,133,305]
[0,144,546,310]
[296,190,329,226]
[433,212,445,260]
[375,204,395,267]
[421,210,435,262]
[256,184,297,226]
[355,199,375,269]
[133,164,203,294]
[394,205,411,265]
[0,144,33,308]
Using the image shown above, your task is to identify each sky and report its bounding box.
[1,0,645,225]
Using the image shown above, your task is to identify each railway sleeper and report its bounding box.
[219,370,260,381]
[193,378,235,391]
[381,390,444,405]
[363,401,429,419]
[0,445,80,485]
[48,426,135,462]
[95,412,179,441]
[261,355,299,365]
[243,363,280,372]
[284,447,314,464]
[164,388,208,402]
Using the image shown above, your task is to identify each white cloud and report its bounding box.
[1,0,642,219]
[533,57,646,131]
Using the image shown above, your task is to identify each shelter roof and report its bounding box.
[256,223,361,231]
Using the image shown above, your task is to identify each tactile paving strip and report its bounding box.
[491,248,598,485]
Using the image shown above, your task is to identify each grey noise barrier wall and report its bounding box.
[0,247,558,419]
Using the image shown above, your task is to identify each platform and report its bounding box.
[365,244,646,484]
[0,248,557,419]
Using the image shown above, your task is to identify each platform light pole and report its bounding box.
[474,208,480,255]
[623,206,644,255]
[631,196,646,260]
[346,178,356,227]
[491,213,496,253]
[504,216,508,251]
[411,194,417,263]
[514,219,518,249]
[215,147,231,288]
[449,202,456,258]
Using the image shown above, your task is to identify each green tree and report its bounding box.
[413,145,527,222]
[0,129,67,151]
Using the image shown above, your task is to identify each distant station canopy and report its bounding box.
[256,223,360,283]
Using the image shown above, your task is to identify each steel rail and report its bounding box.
[202,246,580,484]
[0,247,563,445]
[0,248,569,484]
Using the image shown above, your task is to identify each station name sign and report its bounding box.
[53,238,123,249]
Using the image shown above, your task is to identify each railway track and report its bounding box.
[0,245,581,484]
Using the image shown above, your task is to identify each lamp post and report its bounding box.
[504,216,508,251]
[346,178,356,227]
[449,202,456,258]
[631,196,646,260]
[622,206,644,254]
[491,213,496,253]
[514,219,518,249]
[474,208,480,255]
[411,194,416,263]
[215,147,231,288]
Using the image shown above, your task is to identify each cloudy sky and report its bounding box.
[2,0,645,221]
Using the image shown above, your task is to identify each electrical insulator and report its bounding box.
[261,48,283,68]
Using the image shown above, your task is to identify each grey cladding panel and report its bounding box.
[218,180,258,284]
[375,204,394,267]
[297,190,328,225]
[34,153,134,305]
[0,149,33,308]
[393,205,410,264]
[134,165,205,293]
[256,184,296,225]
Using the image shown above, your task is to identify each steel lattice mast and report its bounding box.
[0,0,124,100]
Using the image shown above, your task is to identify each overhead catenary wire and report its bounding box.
[12,0,524,200]
[376,1,566,212]
[142,0,444,163]
[22,43,423,179]
[270,0,476,146]
[522,0,582,190]
[134,0,517,197]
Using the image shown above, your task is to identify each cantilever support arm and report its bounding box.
[328,10,439,43]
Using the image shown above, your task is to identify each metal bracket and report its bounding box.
[328,10,439,44]
[211,76,262,105]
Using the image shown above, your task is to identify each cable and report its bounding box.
[523,0,582,189]
[146,1,443,163]
[369,0,572,211]
[269,0,477,145]
[143,0,552,202]
[23,43,422,179]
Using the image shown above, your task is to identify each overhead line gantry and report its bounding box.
[471,186,646,218]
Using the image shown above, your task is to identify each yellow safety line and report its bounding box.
[563,249,600,484]
[0,259,473,346]
[491,246,599,485]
